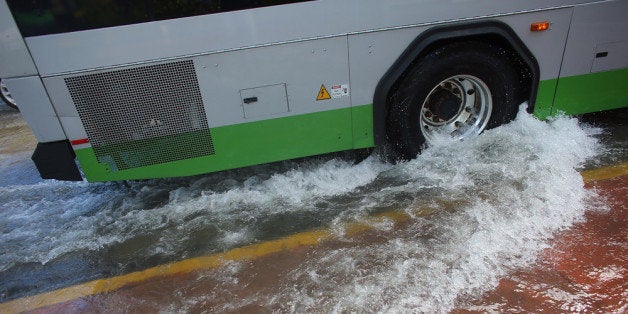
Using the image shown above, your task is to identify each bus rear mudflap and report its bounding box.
[31,140,83,181]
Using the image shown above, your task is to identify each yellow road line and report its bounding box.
[0,228,332,313]
[581,161,628,183]
[1,162,626,313]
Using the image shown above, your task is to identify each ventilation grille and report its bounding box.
[65,60,215,171]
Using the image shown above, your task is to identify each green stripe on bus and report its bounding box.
[533,68,628,119]
[91,129,215,172]
[351,103,375,149]
[532,79,559,120]
[75,105,371,182]
[552,68,628,115]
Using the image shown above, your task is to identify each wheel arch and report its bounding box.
[372,20,540,147]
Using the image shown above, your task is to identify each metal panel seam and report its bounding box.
[551,7,576,114]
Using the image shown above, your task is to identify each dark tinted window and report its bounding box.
[7,0,312,37]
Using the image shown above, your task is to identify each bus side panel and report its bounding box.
[553,0,628,115]
[43,37,355,181]
[73,108,354,182]
[194,37,351,128]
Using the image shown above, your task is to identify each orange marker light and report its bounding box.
[530,21,550,32]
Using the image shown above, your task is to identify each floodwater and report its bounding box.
[0,100,625,311]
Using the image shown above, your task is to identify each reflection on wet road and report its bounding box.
[0,102,626,312]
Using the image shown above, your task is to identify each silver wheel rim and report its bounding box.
[1,80,18,108]
[419,74,492,143]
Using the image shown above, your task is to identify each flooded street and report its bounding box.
[0,100,626,312]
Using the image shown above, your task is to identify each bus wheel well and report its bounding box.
[373,21,540,148]
[404,34,534,104]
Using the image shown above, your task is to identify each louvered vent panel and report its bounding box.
[65,60,215,171]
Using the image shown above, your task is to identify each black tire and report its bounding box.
[1,79,19,110]
[387,41,522,160]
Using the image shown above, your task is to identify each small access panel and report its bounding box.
[240,84,289,119]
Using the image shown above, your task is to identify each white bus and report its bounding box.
[1,0,626,182]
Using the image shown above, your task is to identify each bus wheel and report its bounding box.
[387,41,521,160]
[1,79,19,110]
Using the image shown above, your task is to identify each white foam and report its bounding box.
[0,156,389,271]
[587,265,624,282]
[270,107,603,312]
[0,107,605,311]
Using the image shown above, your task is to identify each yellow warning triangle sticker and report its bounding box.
[316,84,331,101]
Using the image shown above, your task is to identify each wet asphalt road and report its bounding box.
[0,100,626,311]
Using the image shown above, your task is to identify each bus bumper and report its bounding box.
[31,140,83,181]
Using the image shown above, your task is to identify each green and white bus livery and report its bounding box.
[1,0,626,182]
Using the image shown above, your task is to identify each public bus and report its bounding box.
[1,0,626,182]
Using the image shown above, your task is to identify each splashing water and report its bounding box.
[0,106,604,308]
[266,107,603,312]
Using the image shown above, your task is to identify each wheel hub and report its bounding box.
[419,75,492,142]
[1,79,18,110]
[424,88,462,123]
